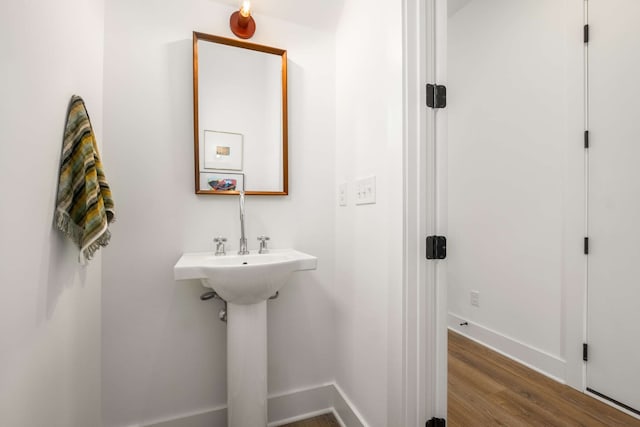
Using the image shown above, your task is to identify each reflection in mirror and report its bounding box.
[193,32,288,195]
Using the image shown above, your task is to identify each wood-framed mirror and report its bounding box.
[193,32,288,195]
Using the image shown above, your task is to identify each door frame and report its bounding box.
[402,0,590,424]
[402,0,448,424]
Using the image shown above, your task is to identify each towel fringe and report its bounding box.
[55,210,84,247]
[83,229,111,261]
[56,210,111,261]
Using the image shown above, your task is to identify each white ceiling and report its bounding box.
[210,0,346,30]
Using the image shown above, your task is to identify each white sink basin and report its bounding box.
[174,249,317,305]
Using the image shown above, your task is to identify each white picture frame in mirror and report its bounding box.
[202,130,243,171]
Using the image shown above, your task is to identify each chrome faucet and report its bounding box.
[257,236,270,254]
[238,191,249,255]
[214,236,227,256]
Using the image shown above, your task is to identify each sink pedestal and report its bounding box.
[174,249,318,427]
[227,301,268,427]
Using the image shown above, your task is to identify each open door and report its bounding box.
[587,0,640,416]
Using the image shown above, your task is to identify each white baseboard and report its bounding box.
[448,312,566,383]
[331,383,369,427]
[143,382,367,427]
[142,405,226,427]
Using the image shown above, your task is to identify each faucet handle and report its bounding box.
[257,236,270,254]
[214,236,227,256]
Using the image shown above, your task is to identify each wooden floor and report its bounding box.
[449,330,640,426]
[281,413,340,427]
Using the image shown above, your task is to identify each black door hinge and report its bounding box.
[426,236,447,260]
[584,237,589,255]
[426,418,446,427]
[427,84,447,108]
[584,130,589,149]
[583,343,588,362]
[584,24,590,43]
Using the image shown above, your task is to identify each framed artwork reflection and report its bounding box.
[203,130,243,171]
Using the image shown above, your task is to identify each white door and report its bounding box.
[587,0,640,415]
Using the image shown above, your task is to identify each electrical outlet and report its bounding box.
[338,183,348,206]
[470,290,480,307]
[355,176,376,205]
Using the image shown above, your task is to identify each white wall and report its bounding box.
[102,1,336,426]
[0,0,104,425]
[447,0,576,376]
[334,0,404,425]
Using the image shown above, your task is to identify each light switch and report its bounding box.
[355,176,376,205]
[338,183,348,206]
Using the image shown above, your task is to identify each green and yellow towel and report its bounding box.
[55,95,115,263]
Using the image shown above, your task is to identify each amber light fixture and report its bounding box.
[230,1,256,39]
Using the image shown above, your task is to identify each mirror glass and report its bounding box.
[193,32,288,195]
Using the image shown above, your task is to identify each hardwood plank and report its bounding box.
[448,330,640,427]
[281,413,340,427]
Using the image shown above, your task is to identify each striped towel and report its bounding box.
[55,95,115,263]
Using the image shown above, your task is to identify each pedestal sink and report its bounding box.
[174,249,317,427]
